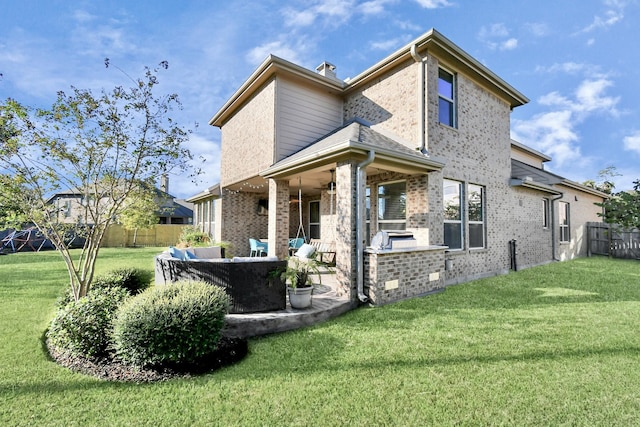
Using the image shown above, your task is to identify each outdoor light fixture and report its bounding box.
[327,169,336,195]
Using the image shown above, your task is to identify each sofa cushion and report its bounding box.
[191,246,222,259]
[184,250,198,260]
[168,246,186,261]
[295,243,316,259]
[232,256,279,262]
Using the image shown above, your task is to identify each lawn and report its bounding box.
[1,248,639,426]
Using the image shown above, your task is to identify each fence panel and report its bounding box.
[102,224,184,248]
[587,222,640,259]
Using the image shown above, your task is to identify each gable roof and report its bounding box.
[210,28,529,128]
[261,119,444,179]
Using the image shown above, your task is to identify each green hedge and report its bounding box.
[112,281,230,367]
[47,286,130,358]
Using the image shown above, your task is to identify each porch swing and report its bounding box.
[289,177,306,253]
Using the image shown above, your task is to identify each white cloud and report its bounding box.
[500,38,518,51]
[360,0,398,15]
[246,40,303,65]
[282,0,357,28]
[575,0,626,35]
[478,24,518,51]
[512,76,621,167]
[480,23,509,38]
[623,131,640,155]
[525,22,550,37]
[414,0,453,8]
[370,35,411,51]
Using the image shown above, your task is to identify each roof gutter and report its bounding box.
[410,43,428,155]
[356,150,375,303]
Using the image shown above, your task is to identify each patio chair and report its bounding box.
[249,238,268,257]
[288,237,305,255]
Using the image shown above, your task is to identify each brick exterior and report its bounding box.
[220,79,276,187]
[365,248,445,306]
[210,33,607,306]
[219,189,268,257]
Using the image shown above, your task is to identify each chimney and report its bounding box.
[160,174,169,194]
[316,61,337,80]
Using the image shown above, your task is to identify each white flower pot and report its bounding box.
[288,286,313,309]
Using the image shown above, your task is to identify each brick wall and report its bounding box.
[219,190,268,257]
[220,79,276,187]
[364,248,445,305]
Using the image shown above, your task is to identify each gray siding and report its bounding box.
[275,77,343,161]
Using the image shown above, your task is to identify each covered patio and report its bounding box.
[241,119,447,305]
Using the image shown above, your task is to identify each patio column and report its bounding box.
[335,160,358,302]
[268,178,289,259]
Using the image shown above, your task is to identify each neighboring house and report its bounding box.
[47,176,193,226]
[188,28,607,306]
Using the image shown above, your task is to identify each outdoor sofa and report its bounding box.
[155,246,287,314]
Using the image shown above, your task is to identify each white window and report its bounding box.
[468,184,485,249]
[377,181,406,231]
[559,201,570,242]
[309,200,320,239]
[444,179,463,250]
[542,198,550,229]
[438,68,456,128]
[365,186,371,245]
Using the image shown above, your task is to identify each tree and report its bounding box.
[0,62,196,300]
[583,165,621,195]
[117,186,160,247]
[596,180,640,231]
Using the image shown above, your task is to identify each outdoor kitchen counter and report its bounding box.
[363,245,447,306]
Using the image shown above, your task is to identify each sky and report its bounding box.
[2,0,639,199]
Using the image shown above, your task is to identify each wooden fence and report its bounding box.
[587,222,640,259]
[101,224,185,248]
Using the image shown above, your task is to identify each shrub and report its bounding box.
[56,267,152,308]
[178,225,210,247]
[112,281,230,367]
[92,267,152,295]
[48,286,130,358]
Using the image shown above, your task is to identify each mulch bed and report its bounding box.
[46,336,248,383]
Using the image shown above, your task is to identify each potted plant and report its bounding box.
[278,256,321,309]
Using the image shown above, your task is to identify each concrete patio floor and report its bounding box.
[223,269,354,339]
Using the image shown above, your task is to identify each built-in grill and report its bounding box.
[370,231,417,250]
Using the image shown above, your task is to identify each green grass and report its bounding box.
[1,249,640,426]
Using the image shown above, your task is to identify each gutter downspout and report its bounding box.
[550,194,564,261]
[410,44,428,155]
[356,150,375,303]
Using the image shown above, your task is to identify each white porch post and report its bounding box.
[268,179,290,259]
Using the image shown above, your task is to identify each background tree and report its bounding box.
[583,165,621,195]
[596,180,640,231]
[0,62,196,300]
[117,185,161,247]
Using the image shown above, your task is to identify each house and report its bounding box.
[47,175,193,226]
[188,28,607,306]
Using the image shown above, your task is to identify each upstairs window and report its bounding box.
[438,68,456,128]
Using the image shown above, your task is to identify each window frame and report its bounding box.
[443,179,464,250]
[438,67,457,128]
[542,198,550,229]
[559,201,570,242]
[308,200,321,239]
[377,180,407,232]
[468,184,486,249]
